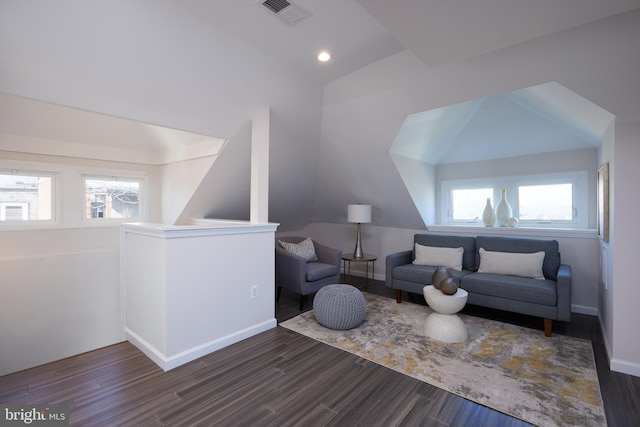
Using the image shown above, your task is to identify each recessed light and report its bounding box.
[317,51,331,62]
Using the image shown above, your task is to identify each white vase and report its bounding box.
[482,198,495,227]
[495,189,512,227]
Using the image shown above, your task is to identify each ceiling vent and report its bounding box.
[257,0,312,27]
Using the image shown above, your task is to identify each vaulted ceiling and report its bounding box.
[172,0,640,83]
[1,1,638,230]
[3,0,636,158]
[0,93,225,165]
[2,1,637,159]
[391,82,615,165]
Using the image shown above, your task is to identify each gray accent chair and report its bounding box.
[275,236,342,311]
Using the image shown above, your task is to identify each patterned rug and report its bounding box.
[280,293,606,427]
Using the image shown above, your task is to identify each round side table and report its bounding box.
[423,285,469,343]
[341,254,377,289]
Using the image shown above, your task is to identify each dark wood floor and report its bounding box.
[1,278,638,426]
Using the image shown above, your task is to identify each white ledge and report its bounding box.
[428,225,598,239]
[121,220,279,239]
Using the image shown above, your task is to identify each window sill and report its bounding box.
[0,221,136,232]
[429,224,598,239]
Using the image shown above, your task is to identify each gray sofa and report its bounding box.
[385,234,572,336]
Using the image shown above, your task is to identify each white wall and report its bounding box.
[0,229,121,376]
[122,222,278,371]
[0,151,161,375]
[610,120,640,376]
[389,154,436,226]
[0,0,323,230]
[599,122,615,365]
[160,156,218,225]
[0,0,321,374]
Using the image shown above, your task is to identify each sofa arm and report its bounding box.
[556,264,572,322]
[385,250,413,288]
[275,248,307,291]
[313,241,342,268]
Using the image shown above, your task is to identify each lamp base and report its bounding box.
[353,223,364,259]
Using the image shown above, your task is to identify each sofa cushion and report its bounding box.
[475,236,560,280]
[393,264,471,286]
[462,273,557,306]
[414,234,476,271]
[279,237,318,262]
[306,262,338,282]
[477,248,545,280]
[413,243,464,271]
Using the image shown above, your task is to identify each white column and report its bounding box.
[251,107,270,223]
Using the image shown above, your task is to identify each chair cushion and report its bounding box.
[462,273,557,306]
[279,237,318,262]
[306,262,338,281]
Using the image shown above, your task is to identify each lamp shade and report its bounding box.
[347,204,372,223]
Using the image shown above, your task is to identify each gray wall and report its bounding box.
[310,11,639,232]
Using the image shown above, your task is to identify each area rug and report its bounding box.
[280,293,606,427]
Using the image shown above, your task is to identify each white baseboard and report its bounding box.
[571,304,599,316]
[610,358,640,377]
[125,328,168,369]
[597,315,640,377]
[598,315,612,364]
[125,318,277,371]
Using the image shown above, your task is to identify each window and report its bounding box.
[0,171,55,223]
[451,187,493,222]
[83,176,142,221]
[441,171,588,228]
[518,183,573,222]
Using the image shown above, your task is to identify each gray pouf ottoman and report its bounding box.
[313,284,366,330]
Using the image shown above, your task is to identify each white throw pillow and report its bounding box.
[279,238,318,262]
[477,248,545,280]
[412,243,464,271]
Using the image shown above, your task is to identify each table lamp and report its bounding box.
[347,204,372,259]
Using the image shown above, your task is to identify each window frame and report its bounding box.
[81,174,145,225]
[448,185,495,224]
[0,168,58,228]
[441,171,588,229]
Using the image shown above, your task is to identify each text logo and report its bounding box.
[1,405,69,426]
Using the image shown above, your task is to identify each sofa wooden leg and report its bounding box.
[544,318,552,337]
[299,295,306,311]
[395,289,402,303]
